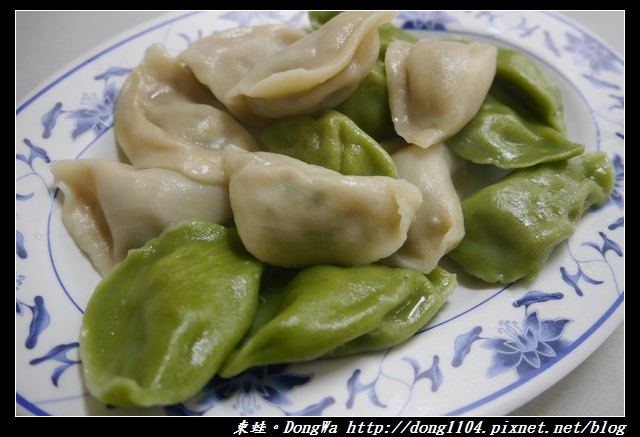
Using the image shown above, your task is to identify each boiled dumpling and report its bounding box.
[386,39,497,148]
[51,159,231,276]
[225,12,396,123]
[178,25,307,126]
[224,148,422,267]
[114,44,258,184]
[383,144,465,273]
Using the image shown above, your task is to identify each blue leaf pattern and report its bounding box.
[560,265,603,297]
[25,296,51,349]
[452,326,483,367]
[16,231,28,259]
[177,30,203,47]
[16,193,34,201]
[94,66,131,81]
[582,232,623,257]
[40,102,64,139]
[346,369,386,409]
[544,31,560,56]
[285,396,335,416]
[606,154,624,210]
[608,217,624,230]
[513,291,563,308]
[415,355,443,392]
[29,343,80,387]
[582,74,621,90]
[17,139,50,168]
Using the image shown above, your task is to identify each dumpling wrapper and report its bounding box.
[80,221,263,406]
[386,39,497,149]
[178,25,306,126]
[51,159,231,276]
[224,148,422,267]
[383,143,465,273]
[115,44,258,184]
[225,12,396,123]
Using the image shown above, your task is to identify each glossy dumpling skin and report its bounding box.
[386,39,497,148]
[326,267,456,357]
[449,152,615,284]
[494,48,566,132]
[384,144,465,274]
[220,264,426,377]
[224,148,422,267]
[446,93,584,168]
[447,48,583,169]
[258,110,398,177]
[310,11,418,140]
[226,12,396,122]
[114,44,258,184]
[51,159,231,276]
[80,221,263,406]
[178,25,306,126]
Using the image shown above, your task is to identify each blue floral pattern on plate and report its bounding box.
[16,11,623,416]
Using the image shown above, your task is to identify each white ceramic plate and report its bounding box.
[16,11,624,416]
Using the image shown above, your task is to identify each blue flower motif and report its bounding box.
[564,31,622,75]
[482,311,571,378]
[67,81,118,139]
[166,364,328,416]
[399,11,458,31]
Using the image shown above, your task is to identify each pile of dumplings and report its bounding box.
[51,12,614,407]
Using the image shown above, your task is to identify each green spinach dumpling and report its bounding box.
[326,267,456,357]
[259,110,398,177]
[448,153,614,283]
[446,93,584,168]
[220,264,432,377]
[309,11,417,140]
[447,48,583,168]
[80,220,263,407]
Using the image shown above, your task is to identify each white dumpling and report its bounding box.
[178,25,307,126]
[225,12,396,123]
[383,144,465,273]
[114,44,258,184]
[224,148,422,267]
[386,40,497,149]
[51,159,231,276]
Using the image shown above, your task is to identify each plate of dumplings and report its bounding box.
[16,11,624,416]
